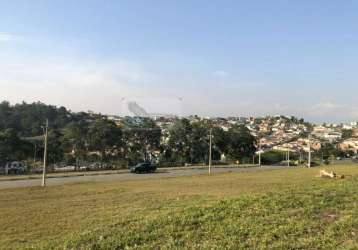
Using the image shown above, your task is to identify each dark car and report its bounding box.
[129,163,157,174]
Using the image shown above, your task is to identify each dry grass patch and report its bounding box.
[0,164,357,249]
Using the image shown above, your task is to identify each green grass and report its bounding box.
[1,165,358,249]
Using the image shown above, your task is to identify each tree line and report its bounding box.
[0,101,256,168]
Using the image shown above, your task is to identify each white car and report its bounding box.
[53,165,76,172]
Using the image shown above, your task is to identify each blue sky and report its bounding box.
[1,0,358,123]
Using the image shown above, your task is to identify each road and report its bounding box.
[0,165,290,190]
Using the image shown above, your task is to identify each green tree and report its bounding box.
[342,129,353,140]
[61,120,90,167]
[0,129,32,165]
[189,121,210,164]
[87,119,123,165]
[47,129,65,165]
[123,118,161,164]
[212,127,229,160]
[0,101,12,130]
[261,150,286,165]
[227,125,256,161]
[319,143,345,163]
[165,118,193,164]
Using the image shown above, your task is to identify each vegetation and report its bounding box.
[0,101,256,168]
[342,129,353,140]
[0,129,33,166]
[0,165,358,249]
[162,119,256,165]
[261,150,287,165]
[318,143,346,164]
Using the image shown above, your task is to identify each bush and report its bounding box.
[261,150,285,165]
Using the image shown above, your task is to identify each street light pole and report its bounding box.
[42,119,48,187]
[33,143,37,164]
[258,139,262,166]
[209,128,212,174]
[287,149,290,167]
[308,135,311,168]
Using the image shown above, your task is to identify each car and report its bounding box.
[53,165,76,172]
[79,166,90,171]
[129,163,157,174]
[4,162,28,175]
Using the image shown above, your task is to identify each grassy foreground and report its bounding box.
[1,165,358,249]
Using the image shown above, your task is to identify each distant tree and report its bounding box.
[189,121,210,164]
[0,101,12,130]
[164,120,256,165]
[87,119,123,164]
[47,129,65,165]
[342,129,353,140]
[62,120,90,166]
[124,118,161,164]
[0,129,32,165]
[0,101,73,137]
[165,118,193,164]
[261,150,285,165]
[226,125,256,161]
[319,142,345,162]
[212,127,229,160]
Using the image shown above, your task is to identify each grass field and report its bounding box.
[1,165,358,249]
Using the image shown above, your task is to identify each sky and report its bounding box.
[1,0,358,123]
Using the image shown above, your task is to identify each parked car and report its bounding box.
[79,166,90,171]
[4,162,28,175]
[53,165,76,172]
[129,163,157,174]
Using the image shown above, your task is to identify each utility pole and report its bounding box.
[287,149,290,167]
[42,119,48,187]
[258,139,262,166]
[33,143,37,164]
[308,135,311,168]
[209,128,212,174]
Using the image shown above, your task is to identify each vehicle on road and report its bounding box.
[79,166,90,171]
[53,165,76,172]
[1,162,28,175]
[129,163,157,174]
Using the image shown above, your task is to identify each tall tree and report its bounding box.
[342,129,353,140]
[212,127,229,161]
[0,129,32,165]
[0,101,12,130]
[62,120,90,166]
[188,121,209,164]
[87,118,123,164]
[123,118,161,164]
[227,125,256,161]
[47,129,65,165]
[166,118,193,164]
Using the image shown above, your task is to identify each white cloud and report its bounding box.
[1,51,358,123]
[0,32,18,42]
[301,101,358,123]
[313,101,344,110]
[0,56,158,115]
[0,55,199,117]
[213,70,230,77]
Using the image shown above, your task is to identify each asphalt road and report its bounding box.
[0,165,289,190]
